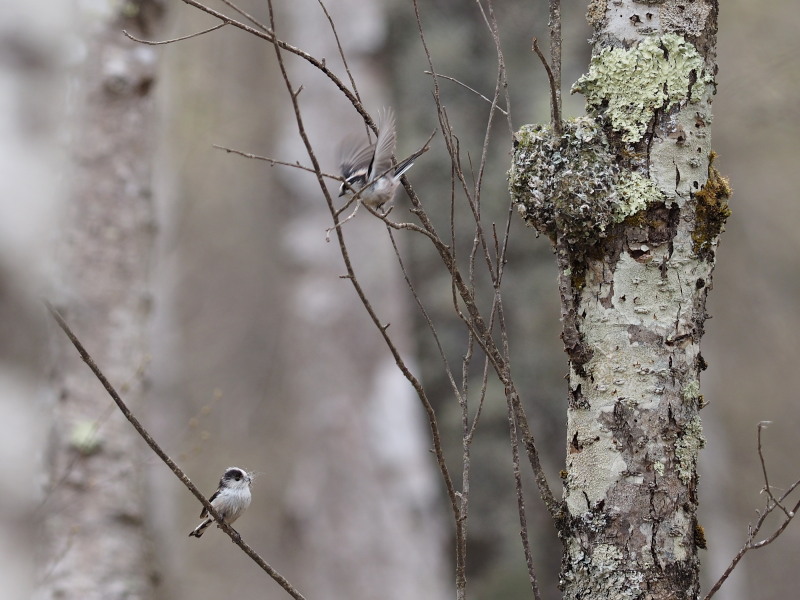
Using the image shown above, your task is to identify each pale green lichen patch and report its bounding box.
[509,117,664,246]
[675,416,705,484]
[70,421,103,455]
[682,379,701,403]
[616,172,663,221]
[563,542,644,599]
[572,33,713,142]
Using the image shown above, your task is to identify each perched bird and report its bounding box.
[337,108,417,209]
[188,467,252,538]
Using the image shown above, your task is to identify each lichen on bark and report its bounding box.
[572,33,714,143]
[510,117,665,247]
[510,2,724,598]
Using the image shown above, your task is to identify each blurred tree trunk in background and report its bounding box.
[38,2,164,600]
[39,3,165,600]
[150,1,448,599]
[1,3,69,599]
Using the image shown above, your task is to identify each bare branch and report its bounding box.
[45,302,306,600]
[409,0,559,526]
[508,394,543,600]
[316,0,363,106]
[175,0,370,124]
[212,144,342,181]
[703,423,800,600]
[532,37,562,136]
[264,0,462,536]
[219,0,269,31]
[757,421,792,519]
[423,71,508,115]
[123,23,226,45]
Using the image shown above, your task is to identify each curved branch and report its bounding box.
[123,23,226,45]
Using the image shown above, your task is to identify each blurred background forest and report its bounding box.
[3,0,799,599]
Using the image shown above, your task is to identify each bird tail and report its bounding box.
[394,155,416,178]
[394,133,435,179]
[189,518,212,538]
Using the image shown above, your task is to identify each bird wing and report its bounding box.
[200,488,220,518]
[338,134,375,178]
[370,108,397,179]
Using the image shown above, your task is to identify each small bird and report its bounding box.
[188,467,252,538]
[338,108,417,209]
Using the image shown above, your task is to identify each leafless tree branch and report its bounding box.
[264,0,463,538]
[532,37,562,137]
[548,0,562,125]
[45,302,307,600]
[703,422,800,600]
[212,144,343,180]
[125,3,563,598]
[122,23,226,45]
[423,71,508,115]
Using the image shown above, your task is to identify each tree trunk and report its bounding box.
[511,2,726,598]
[1,2,70,598]
[38,3,164,599]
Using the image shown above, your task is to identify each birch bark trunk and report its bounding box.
[511,2,726,598]
[38,4,164,599]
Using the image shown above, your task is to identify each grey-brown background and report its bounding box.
[3,1,797,599]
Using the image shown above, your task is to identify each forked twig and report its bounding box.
[703,422,800,600]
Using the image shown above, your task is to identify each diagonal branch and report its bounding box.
[45,302,307,600]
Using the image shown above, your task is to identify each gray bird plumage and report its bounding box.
[189,467,252,538]
[338,108,416,209]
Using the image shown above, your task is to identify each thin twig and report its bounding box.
[212,144,342,181]
[386,229,462,406]
[703,423,800,600]
[123,23,226,45]
[532,37,562,137]
[423,71,508,115]
[265,0,461,533]
[45,302,307,600]
[757,421,791,519]
[409,0,558,526]
[316,0,362,104]
[174,0,370,125]
[219,0,270,32]
[507,391,543,600]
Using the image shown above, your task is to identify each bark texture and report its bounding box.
[38,3,163,599]
[511,2,725,598]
